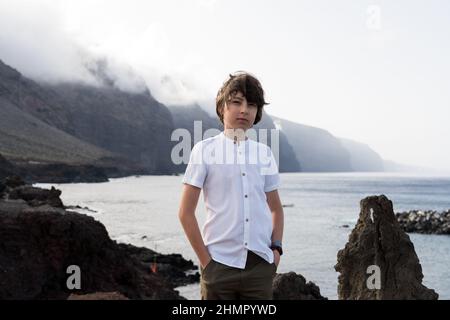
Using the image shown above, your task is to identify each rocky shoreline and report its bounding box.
[396,210,450,235]
[0,175,198,299]
[0,174,328,300]
[0,153,153,184]
[0,175,441,300]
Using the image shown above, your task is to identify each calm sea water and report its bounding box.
[36,172,450,300]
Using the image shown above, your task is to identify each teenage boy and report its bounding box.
[178,71,284,300]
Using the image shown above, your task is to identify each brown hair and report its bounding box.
[216,71,269,125]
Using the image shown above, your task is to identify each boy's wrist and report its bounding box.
[199,251,212,268]
[270,240,283,256]
[200,257,212,269]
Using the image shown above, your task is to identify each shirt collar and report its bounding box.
[219,131,250,146]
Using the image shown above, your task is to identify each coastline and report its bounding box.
[4,173,449,299]
[0,175,199,299]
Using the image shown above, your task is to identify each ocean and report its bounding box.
[36,172,450,300]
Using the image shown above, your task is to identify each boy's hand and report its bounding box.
[273,249,281,267]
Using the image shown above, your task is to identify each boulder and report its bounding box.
[118,243,200,287]
[272,272,327,300]
[335,195,439,300]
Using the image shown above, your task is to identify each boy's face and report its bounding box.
[222,91,258,131]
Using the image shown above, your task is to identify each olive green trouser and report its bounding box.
[200,250,277,300]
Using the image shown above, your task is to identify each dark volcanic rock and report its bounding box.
[45,81,176,174]
[8,186,64,208]
[0,178,196,300]
[0,154,19,181]
[20,163,109,183]
[2,175,63,207]
[1,175,24,200]
[396,210,450,235]
[335,195,439,300]
[118,243,200,287]
[272,272,327,300]
[0,208,181,299]
[3,175,26,188]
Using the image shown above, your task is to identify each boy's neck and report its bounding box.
[223,128,248,142]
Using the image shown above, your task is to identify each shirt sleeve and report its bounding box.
[182,141,207,189]
[263,147,280,193]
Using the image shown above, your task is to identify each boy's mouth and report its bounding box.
[236,118,249,122]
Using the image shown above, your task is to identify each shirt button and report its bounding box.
[246,218,249,222]
[244,242,248,246]
[242,173,246,176]
[244,195,248,198]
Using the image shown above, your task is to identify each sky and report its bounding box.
[0,0,449,172]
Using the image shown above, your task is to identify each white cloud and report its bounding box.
[0,0,218,105]
[0,0,98,85]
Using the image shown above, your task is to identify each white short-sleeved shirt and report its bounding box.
[182,131,280,269]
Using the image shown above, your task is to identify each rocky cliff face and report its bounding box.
[272,116,353,172]
[1,58,176,177]
[43,82,176,174]
[273,117,386,172]
[335,195,439,300]
[0,57,389,176]
[0,69,117,166]
[254,112,302,173]
[0,59,72,130]
[339,138,384,172]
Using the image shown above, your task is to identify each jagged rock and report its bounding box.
[8,185,64,208]
[3,175,26,188]
[118,243,200,287]
[67,292,129,300]
[396,210,450,235]
[65,205,97,213]
[0,179,197,300]
[0,208,182,300]
[335,195,439,300]
[272,272,327,300]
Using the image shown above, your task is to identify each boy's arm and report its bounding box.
[178,184,211,269]
[266,190,284,266]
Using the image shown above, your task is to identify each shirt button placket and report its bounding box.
[239,144,250,252]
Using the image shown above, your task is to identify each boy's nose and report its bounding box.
[240,103,249,113]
